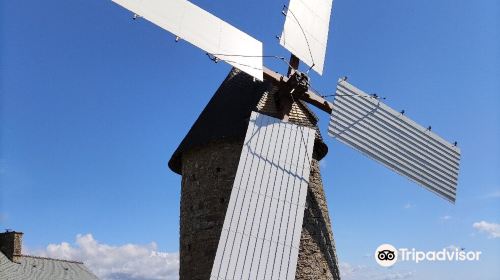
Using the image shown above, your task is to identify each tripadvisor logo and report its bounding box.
[375,244,482,267]
[375,244,397,267]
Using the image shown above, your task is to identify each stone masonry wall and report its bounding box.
[0,231,23,263]
[296,160,340,279]
[179,141,339,280]
[180,141,243,280]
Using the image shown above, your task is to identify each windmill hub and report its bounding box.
[275,70,310,120]
[288,70,310,94]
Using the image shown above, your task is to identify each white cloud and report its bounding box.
[483,190,500,199]
[444,245,460,251]
[340,262,413,280]
[339,262,365,277]
[0,213,7,223]
[440,215,452,221]
[473,221,500,239]
[403,203,414,209]
[31,234,179,280]
[380,272,414,280]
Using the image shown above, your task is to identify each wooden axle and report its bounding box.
[263,66,334,116]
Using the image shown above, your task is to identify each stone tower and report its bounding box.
[169,69,340,280]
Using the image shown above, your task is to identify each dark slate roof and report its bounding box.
[0,252,99,280]
[168,68,328,175]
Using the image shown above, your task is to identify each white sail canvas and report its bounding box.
[211,111,315,280]
[329,79,461,202]
[280,0,333,75]
[112,0,263,80]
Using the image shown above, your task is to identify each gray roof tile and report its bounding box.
[0,253,99,280]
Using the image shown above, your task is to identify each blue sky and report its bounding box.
[1,0,499,279]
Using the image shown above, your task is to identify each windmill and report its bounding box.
[108,0,461,279]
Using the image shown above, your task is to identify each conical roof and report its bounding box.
[168,68,328,174]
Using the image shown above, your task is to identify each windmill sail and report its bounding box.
[211,111,315,280]
[328,79,461,203]
[112,0,263,81]
[280,0,333,75]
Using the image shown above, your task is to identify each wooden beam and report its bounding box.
[299,91,334,114]
[263,67,334,115]
[287,54,300,77]
[263,66,285,82]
